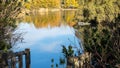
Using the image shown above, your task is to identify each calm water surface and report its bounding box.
[15,10,82,68]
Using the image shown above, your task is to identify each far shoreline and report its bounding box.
[17,8,79,18]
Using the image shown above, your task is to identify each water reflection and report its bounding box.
[15,9,94,68]
[21,10,77,28]
[17,23,76,50]
[16,23,75,67]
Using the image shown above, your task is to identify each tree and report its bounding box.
[0,0,23,51]
[74,0,120,22]
[73,0,120,67]
[24,0,61,9]
[63,0,79,8]
[74,14,120,67]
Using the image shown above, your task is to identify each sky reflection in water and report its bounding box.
[15,23,81,68]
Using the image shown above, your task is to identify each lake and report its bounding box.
[15,10,83,68]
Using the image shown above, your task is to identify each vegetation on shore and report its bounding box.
[82,15,120,67]
[0,0,23,51]
[72,0,120,67]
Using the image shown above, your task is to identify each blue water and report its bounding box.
[14,23,82,68]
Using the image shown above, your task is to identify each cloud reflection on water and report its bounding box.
[15,22,80,68]
[17,23,75,50]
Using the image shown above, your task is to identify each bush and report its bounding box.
[0,0,22,51]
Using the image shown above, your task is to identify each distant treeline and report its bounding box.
[21,0,120,9]
[20,0,120,22]
[22,0,79,9]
